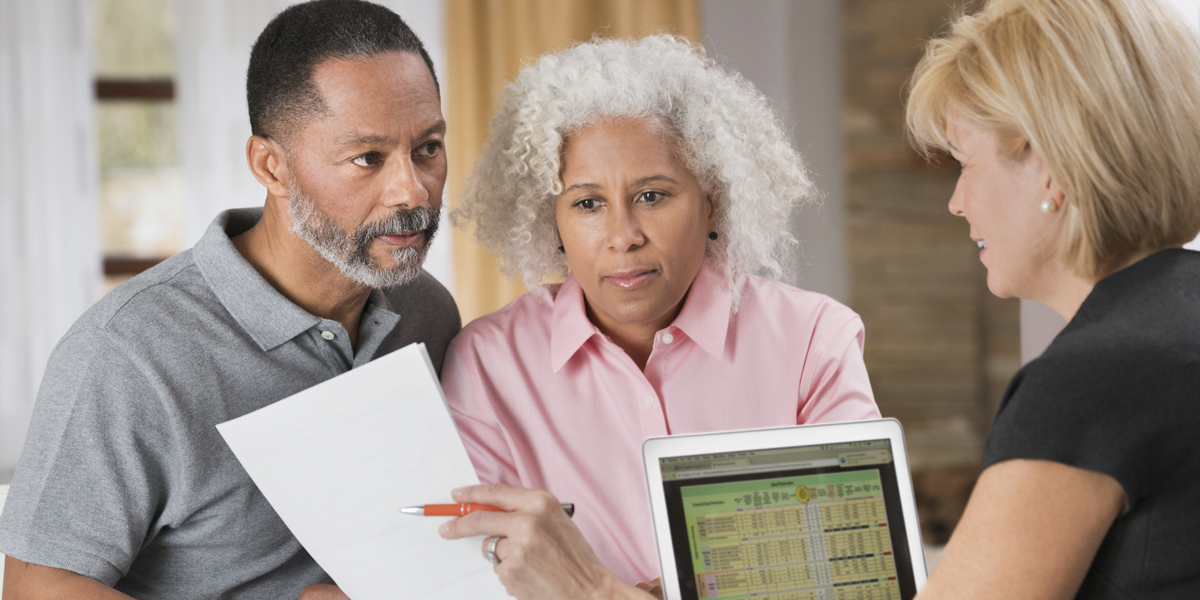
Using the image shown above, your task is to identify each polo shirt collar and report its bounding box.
[548,259,734,373]
[194,208,398,352]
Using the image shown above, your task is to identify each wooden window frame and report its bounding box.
[95,79,174,100]
[97,77,175,276]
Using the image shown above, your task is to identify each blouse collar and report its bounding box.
[549,259,734,373]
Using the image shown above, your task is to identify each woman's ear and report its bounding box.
[246,135,291,200]
[1047,176,1066,206]
[1029,145,1065,208]
[704,190,719,231]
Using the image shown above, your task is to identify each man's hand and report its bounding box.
[438,484,655,600]
[298,584,351,600]
[3,556,135,600]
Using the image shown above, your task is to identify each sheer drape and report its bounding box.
[0,0,100,473]
[174,0,453,285]
[175,0,285,247]
[445,0,700,323]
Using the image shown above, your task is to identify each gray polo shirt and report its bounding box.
[0,208,460,599]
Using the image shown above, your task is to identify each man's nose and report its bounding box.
[382,155,431,210]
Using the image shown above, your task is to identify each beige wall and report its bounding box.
[704,0,1020,473]
[843,0,1021,471]
[701,0,848,303]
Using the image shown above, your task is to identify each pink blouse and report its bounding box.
[442,260,880,584]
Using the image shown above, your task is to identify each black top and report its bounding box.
[983,249,1200,599]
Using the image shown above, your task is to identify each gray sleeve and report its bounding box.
[0,328,172,586]
[377,270,462,374]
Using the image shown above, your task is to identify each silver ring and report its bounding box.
[483,535,504,565]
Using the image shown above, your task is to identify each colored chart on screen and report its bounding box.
[681,470,901,600]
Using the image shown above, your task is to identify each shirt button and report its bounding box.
[320,331,335,341]
[644,395,655,407]
[662,332,674,344]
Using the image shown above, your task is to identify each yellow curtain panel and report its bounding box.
[444,0,700,324]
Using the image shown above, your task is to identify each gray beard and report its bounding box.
[287,180,439,288]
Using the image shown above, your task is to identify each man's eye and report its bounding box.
[415,141,442,158]
[352,152,381,167]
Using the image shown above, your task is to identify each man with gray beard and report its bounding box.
[0,2,460,599]
[287,179,439,289]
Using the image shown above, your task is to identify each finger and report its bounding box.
[480,535,506,563]
[439,504,519,540]
[646,577,664,600]
[298,584,351,600]
[451,483,555,511]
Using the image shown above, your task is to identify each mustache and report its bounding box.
[354,206,440,245]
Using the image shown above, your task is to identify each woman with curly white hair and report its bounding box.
[422,1,1192,599]
[426,33,880,594]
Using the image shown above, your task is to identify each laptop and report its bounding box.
[642,418,927,600]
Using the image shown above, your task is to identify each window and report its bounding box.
[94,0,183,293]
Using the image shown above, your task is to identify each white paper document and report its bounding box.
[216,343,507,599]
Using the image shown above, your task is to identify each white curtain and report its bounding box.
[175,0,453,290]
[0,0,100,474]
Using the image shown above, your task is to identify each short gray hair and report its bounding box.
[453,34,817,307]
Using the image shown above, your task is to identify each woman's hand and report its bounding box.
[438,483,654,600]
[635,577,664,599]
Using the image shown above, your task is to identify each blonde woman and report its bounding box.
[437,1,1200,599]
[901,0,1200,597]
[438,34,880,590]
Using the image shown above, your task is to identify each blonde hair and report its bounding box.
[452,35,816,306]
[907,0,1200,280]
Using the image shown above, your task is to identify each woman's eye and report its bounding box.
[415,141,442,158]
[640,191,665,203]
[352,153,381,167]
[574,198,598,210]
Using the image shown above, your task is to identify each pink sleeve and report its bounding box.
[798,317,881,424]
[441,343,522,487]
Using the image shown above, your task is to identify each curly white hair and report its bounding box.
[452,34,817,308]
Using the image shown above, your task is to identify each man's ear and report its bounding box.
[246,135,291,200]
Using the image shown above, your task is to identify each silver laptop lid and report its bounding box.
[642,419,927,600]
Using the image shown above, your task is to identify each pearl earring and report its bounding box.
[1040,199,1058,214]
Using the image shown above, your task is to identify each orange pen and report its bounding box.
[400,503,575,517]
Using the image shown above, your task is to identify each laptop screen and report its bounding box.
[657,438,918,600]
